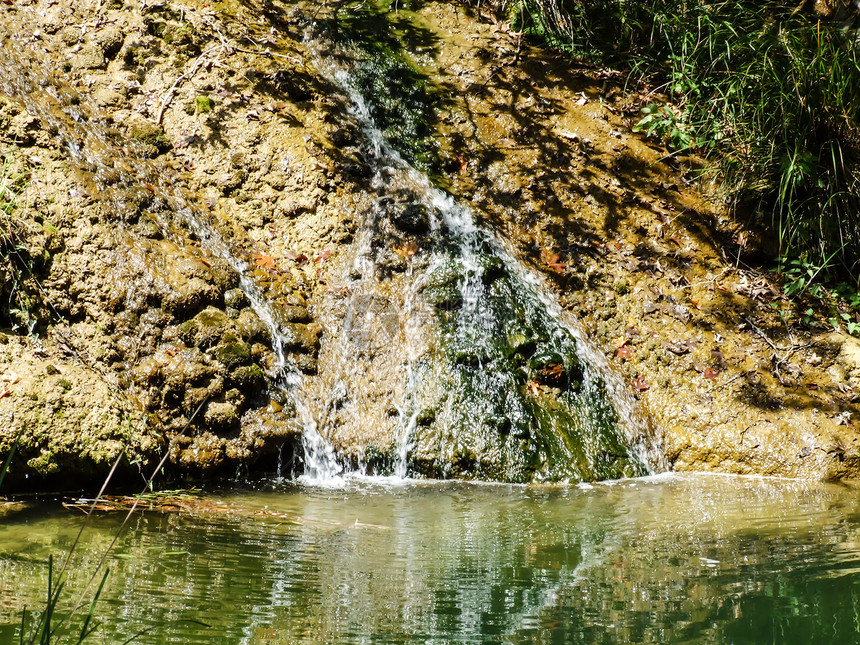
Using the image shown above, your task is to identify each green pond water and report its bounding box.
[2,473,860,644]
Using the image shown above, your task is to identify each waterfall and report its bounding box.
[0,1,665,484]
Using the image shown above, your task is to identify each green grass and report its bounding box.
[1,150,40,333]
[507,0,860,290]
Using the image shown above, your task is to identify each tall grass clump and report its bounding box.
[1,150,39,332]
[506,0,860,285]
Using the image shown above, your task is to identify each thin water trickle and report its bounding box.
[0,44,341,481]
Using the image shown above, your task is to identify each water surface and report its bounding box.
[2,474,860,643]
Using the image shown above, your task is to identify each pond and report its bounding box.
[2,473,860,643]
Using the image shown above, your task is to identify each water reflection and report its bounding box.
[2,474,860,643]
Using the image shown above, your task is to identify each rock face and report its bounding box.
[0,0,859,490]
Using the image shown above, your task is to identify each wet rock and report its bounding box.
[224,388,246,409]
[283,305,311,323]
[212,336,252,369]
[228,364,266,394]
[391,204,431,235]
[224,288,248,309]
[71,43,106,70]
[204,402,239,431]
[423,260,463,308]
[209,259,241,293]
[162,348,214,389]
[95,25,125,58]
[176,433,226,470]
[290,353,318,374]
[125,114,171,155]
[283,322,322,354]
[235,309,270,343]
[177,307,230,348]
[183,386,209,413]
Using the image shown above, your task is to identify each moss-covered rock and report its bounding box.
[204,401,239,431]
[228,364,266,394]
[212,338,252,369]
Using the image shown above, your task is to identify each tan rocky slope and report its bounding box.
[0,0,858,488]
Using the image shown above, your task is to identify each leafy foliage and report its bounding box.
[508,0,860,288]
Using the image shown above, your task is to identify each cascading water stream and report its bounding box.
[0,3,665,483]
[299,19,667,480]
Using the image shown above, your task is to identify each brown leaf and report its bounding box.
[314,249,332,262]
[253,254,277,271]
[526,379,545,396]
[616,345,634,360]
[293,254,309,266]
[664,339,695,355]
[199,257,212,268]
[543,363,564,379]
[540,249,568,274]
[394,241,419,257]
[703,367,720,380]
[143,182,155,193]
[631,376,649,391]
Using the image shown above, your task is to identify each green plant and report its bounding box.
[508,0,860,286]
[1,151,40,334]
[634,102,694,150]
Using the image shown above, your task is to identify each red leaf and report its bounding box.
[616,345,633,360]
[631,376,649,391]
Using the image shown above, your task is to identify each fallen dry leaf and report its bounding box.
[314,249,331,262]
[613,336,628,349]
[703,367,720,380]
[616,345,634,360]
[526,380,545,396]
[540,248,568,274]
[631,376,649,391]
[394,241,419,257]
[253,254,277,271]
